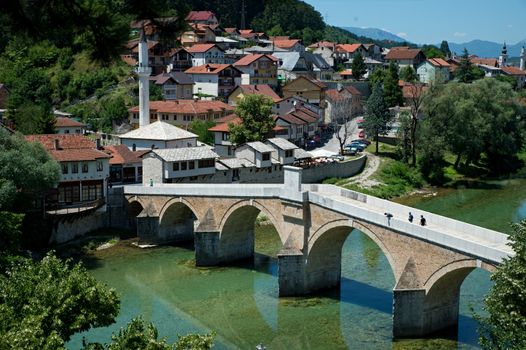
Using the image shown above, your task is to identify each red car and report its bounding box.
[358,130,365,138]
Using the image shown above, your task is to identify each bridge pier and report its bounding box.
[137,215,160,245]
[195,231,220,266]
[278,249,306,296]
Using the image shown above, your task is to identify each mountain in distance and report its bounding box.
[341,26,408,43]
[447,39,526,58]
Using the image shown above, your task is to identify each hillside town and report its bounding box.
[1,2,526,350]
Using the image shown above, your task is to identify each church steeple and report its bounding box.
[498,42,508,68]
[520,46,525,71]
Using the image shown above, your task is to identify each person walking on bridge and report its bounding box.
[420,215,426,226]
[408,212,413,223]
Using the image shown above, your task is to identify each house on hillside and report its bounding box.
[227,85,281,106]
[235,141,276,168]
[128,100,234,129]
[272,39,304,52]
[150,72,193,100]
[282,75,327,109]
[103,144,146,184]
[325,85,363,124]
[417,58,451,83]
[185,11,219,26]
[272,51,333,81]
[55,117,87,135]
[272,96,322,117]
[264,138,298,165]
[119,120,198,150]
[185,64,242,99]
[233,54,279,87]
[309,41,340,68]
[25,134,110,209]
[385,47,426,69]
[501,66,526,88]
[274,106,321,145]
[165,48,193,72]
[335,44,366,61]
[186,44,225,66]
[363,44,383,61]
[181,24,217,47]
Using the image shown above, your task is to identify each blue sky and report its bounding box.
[302,0,526,44]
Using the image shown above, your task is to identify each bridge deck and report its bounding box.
[124,183,513,264]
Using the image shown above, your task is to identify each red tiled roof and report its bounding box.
[501,66,526,76]
[224,28,238,34]
[185,63,236,75]
[128,100,234,114]
[55,117,86,128]
[185,11,216,22]
[233,85,281,102]
[25,134,110,162]
[214,113,239,123]
[269,36,290,41]
[121,55,137,66]
[426,58,451,67]
[336,44,363,54]
[185,43,219,53]
[469,57,498,67]
[339,69,353,76]
[385,47,423,60]
[308,41,336,49]
[299,75,327,89]
[49,149,111,162]
[103,144,145,165]
[131,40,159,53]
[25,134,95,150]
[401,82,428,99]
[272,39,301,49]
[275,113,307,125]
[346,85,362,96]
[233,54,278,66]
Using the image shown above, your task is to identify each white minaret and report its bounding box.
[520,46,525,71]
[498,42,508,68]
[137,28,151,128]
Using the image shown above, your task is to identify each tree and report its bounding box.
[383,62,403,107]
[421,45,445,59]
[477,220,526,349]
[0,253,120,349]
[455,48,474,83]
[364,83,392,154]
[149,83,164,101]
[405,82,427,165]
[400,66,417,83]
[368,68,386,86]
[12,103,56,135]
[82,317,215,350]
[229,94,275,145]
[327,92,354,155]
[0,211,24,270]
[440,40,451,58]
[189,119,215,145]
[351,53,367,80]
[0,129,60,211]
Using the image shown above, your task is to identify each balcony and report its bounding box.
[45,198,105,216]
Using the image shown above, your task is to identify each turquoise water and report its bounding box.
[69,179,526,349]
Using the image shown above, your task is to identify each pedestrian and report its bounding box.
[420,215,426,226]
[384,212,393,226]
[408,212,413,223]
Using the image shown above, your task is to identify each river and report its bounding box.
[69,178,526,349]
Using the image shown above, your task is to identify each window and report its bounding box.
[65,130,70,134]
[222,132,229,141]
[82,163,89,173]
[173,162,179,171]
[96,161,103,172]
[72,163,79,174]
[285,150,293,158]
[198,159,214,168]
[181,162,187,171]
[62,163,68,174]
[189,161,195,170]
[262,153,270,161]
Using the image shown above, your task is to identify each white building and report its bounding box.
[186,44,225,67]
[55,117,86,134]
[265,137,298,165]
[185,64,242,99]
[141,146,219,185]
[416,58,451,84]
[235,141,276,168]
[119,121,198,150]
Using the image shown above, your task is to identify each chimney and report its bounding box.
[54,139,60,150]
[132,144,136,152]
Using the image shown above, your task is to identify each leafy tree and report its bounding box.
[495,74,518,89]
[149,83,164,101]
[0,129,60,211]
[421,45,445,59]
[0,253,120,349]
[396,111,412,163]
[12,103,55,135]
[383,62,403,107]
[351,53,367,80]
[0,211,24,270]
[477,220,526,349]
[189,119,216,145]
[364,83,393,154]
[82,317,215,350]
[440,40,451,57]
[405,82,427,165]
[455,48,474,83]
[267,24,285,37]
[99,95,129,133]
[368,68,386,86]
[400,66,417,83]
[229,94,275,145]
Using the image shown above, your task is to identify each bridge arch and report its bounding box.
[216,199,284,263]
[158,198,200,244]
[305,219,397,293]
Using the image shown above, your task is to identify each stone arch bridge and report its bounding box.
[124,167,512,338]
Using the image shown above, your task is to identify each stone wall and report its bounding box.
[49,207,108,244]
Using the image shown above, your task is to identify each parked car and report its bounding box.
[358,130,366,138]
[329,154,344,161]
[356,119,365,128]
[343,148,357,156]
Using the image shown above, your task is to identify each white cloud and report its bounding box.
[397,32,408,38]
[454,32,467,37]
